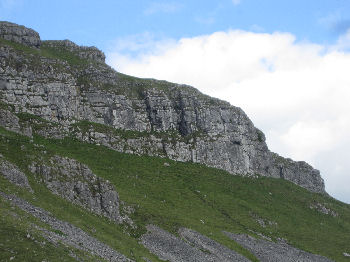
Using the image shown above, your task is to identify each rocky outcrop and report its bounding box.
[0,157,33,192]
[0,21,41,48]
[0,108,32,137]
[309,202,338,217]
[141,225,250,262]
[224,232,333,262]
[43,40,106,63]
[0,192,132,262]
[0,21,326,193]
[29,155,121,223]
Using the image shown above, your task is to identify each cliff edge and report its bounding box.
[0,21,325,193]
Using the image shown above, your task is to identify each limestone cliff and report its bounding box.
[0,21,325,193]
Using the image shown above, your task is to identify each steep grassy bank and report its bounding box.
[1,125,349,261]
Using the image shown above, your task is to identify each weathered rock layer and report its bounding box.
[0,21,326,193]
[29,155,121,222]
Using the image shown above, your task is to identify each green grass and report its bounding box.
[1,125,350,261]
[0,189,102,262]
[40,42,91,66]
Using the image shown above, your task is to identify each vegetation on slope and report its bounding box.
[0,124,350,261]
[1,35,350,261]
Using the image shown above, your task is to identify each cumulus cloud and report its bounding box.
[334,29,350,51]
[107,30,350,204]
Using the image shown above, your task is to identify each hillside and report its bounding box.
[1,21,350,262]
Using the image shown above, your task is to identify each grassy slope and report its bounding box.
[0,126,350,261]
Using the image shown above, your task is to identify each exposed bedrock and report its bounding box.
[0,21,326,193]
[43,39,106,63]
[140,225,250,262]
[29,155,121,223]
[0,21,41,48]
[0,157,33,192]
[224,232,334,262]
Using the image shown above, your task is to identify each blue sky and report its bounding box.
[1,0,350,52]
[1,1,350,204]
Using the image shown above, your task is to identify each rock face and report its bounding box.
[224,232,333,262]
[0,108,32,137]
[0,157,33,192]
[29,155,121,222]
[0,21,41,48]
[0,21,326,193]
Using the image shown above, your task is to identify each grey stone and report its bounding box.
[0,192,132,262]
[140,225,216,262]
[0,108,32,137]
[140,225,252,261]
[309,202,338,217]
[0,22,327,194]
[178,228,250,261]
[0,158,33,192]
[0,21,41,48]
[224,232,334,262]
[29,155,121,223]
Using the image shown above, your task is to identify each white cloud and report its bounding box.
[144,2,182,15]
[334,29,350,51]
[106,30,350,204]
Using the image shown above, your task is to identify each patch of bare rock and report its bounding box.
[309,202,338,217]
[29,155,121,223]
[0,192,132,262]
[223,232,334,262]
[140,224,250,261]
[0,156,33,192]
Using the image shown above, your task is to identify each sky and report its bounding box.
[1,0,350,203]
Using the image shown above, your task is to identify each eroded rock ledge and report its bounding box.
[29,155,121,223]
[43,40,106,63]
[0,21,41,48]
[0,21,326,194]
